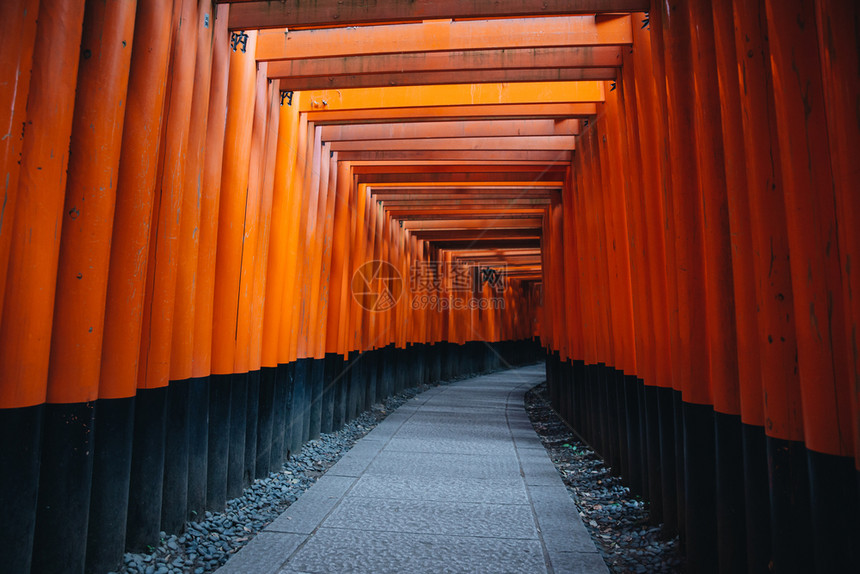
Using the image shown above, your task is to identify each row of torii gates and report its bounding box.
[0,1,858,573]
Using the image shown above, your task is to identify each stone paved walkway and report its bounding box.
[217,364,608,574]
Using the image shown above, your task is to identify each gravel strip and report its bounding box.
[112,376,467,574]
[524,381,683,574]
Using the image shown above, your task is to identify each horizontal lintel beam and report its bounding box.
[268,46,622,79]
[332,135,576,152]
[230,1,645,30]
[305,103,598,124]
[279,67,616,91]
[336,150,573,162]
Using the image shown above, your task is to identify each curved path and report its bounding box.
[217,364,608,574]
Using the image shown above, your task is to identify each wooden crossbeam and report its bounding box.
[279,67,616,91]
[331,136,576,152]
[256,17,632,61]
[268,46,622,79]
[227,1,648,30]
[305,103,597,124]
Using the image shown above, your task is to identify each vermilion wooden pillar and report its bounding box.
[631,14,675,527]
[0,0,39,317]
[93,0,174,565]
[732,1,805,571]
[711,1,767,570]
[38,1,136,571]
[0,0,85,570]
[193,2,231,513]
[646,3,684,535]
[814,0,860,532]
[689,1,744,570]
[127,0,198,551]
[170,0,216,528]
[209,26,256,506]
[765,1,859,570]
[249,79,280,479]
[156,0,212,537]
[659,0,715,561]
[232,61,268,490]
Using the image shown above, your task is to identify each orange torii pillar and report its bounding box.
[260,86,300,466]
[209,26,256,505]
[0,0,85,571]
[765,0,859,570]
[814,0,860,522]
[711,0,765,569]
[183,0,224,525]
[642,3,684,536]
[321,158,353,433]
[94,0,174,568]
[231,61,271,491]
[126,0,198,551]
[23,1,127,572]
[290,123,323,447]
[248,75,280,481]
[688,1,744,570]
[658,0,716,559]
[278,108,309,456]
[618,47,665,514]
[630,14,676,527]
[194,2,231,513]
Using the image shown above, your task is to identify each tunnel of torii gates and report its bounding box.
[0,0,858,573]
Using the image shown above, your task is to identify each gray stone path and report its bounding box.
[217,364,608,574]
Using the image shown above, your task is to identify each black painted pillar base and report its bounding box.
[161,379,191,534]
[345,351,360,421]
[714,411,746,574]
[309,358,324,441]
[615,373,630,483]
[126,387,168,552]
[186,377,209,521]
[244,370,260,488]
[606,370,621,478]
[86,397,135,574]
[741,423,771,574]
[394,346,405,394]
[32,401,96,574]
[320,354,337,434]
[636,380,649,499]
[657,386,678,535]
[643,384,662,524]
[206,373,231,511]
[271,364,288,466]
[301,359,314,444]
[766,436,813,574]
[330,355,346,430]
[0,403,43,574]
[673,390,686,546]
[364,351,375,408]
[226,372,248,500]
[290,359,308,455]
[596,363,609,460]
[282,362,295,459]
[573,360,585,433]
[683,402,718,574]
[256,368,275,478]
[384,345,396,399]
[807,448,860,572]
